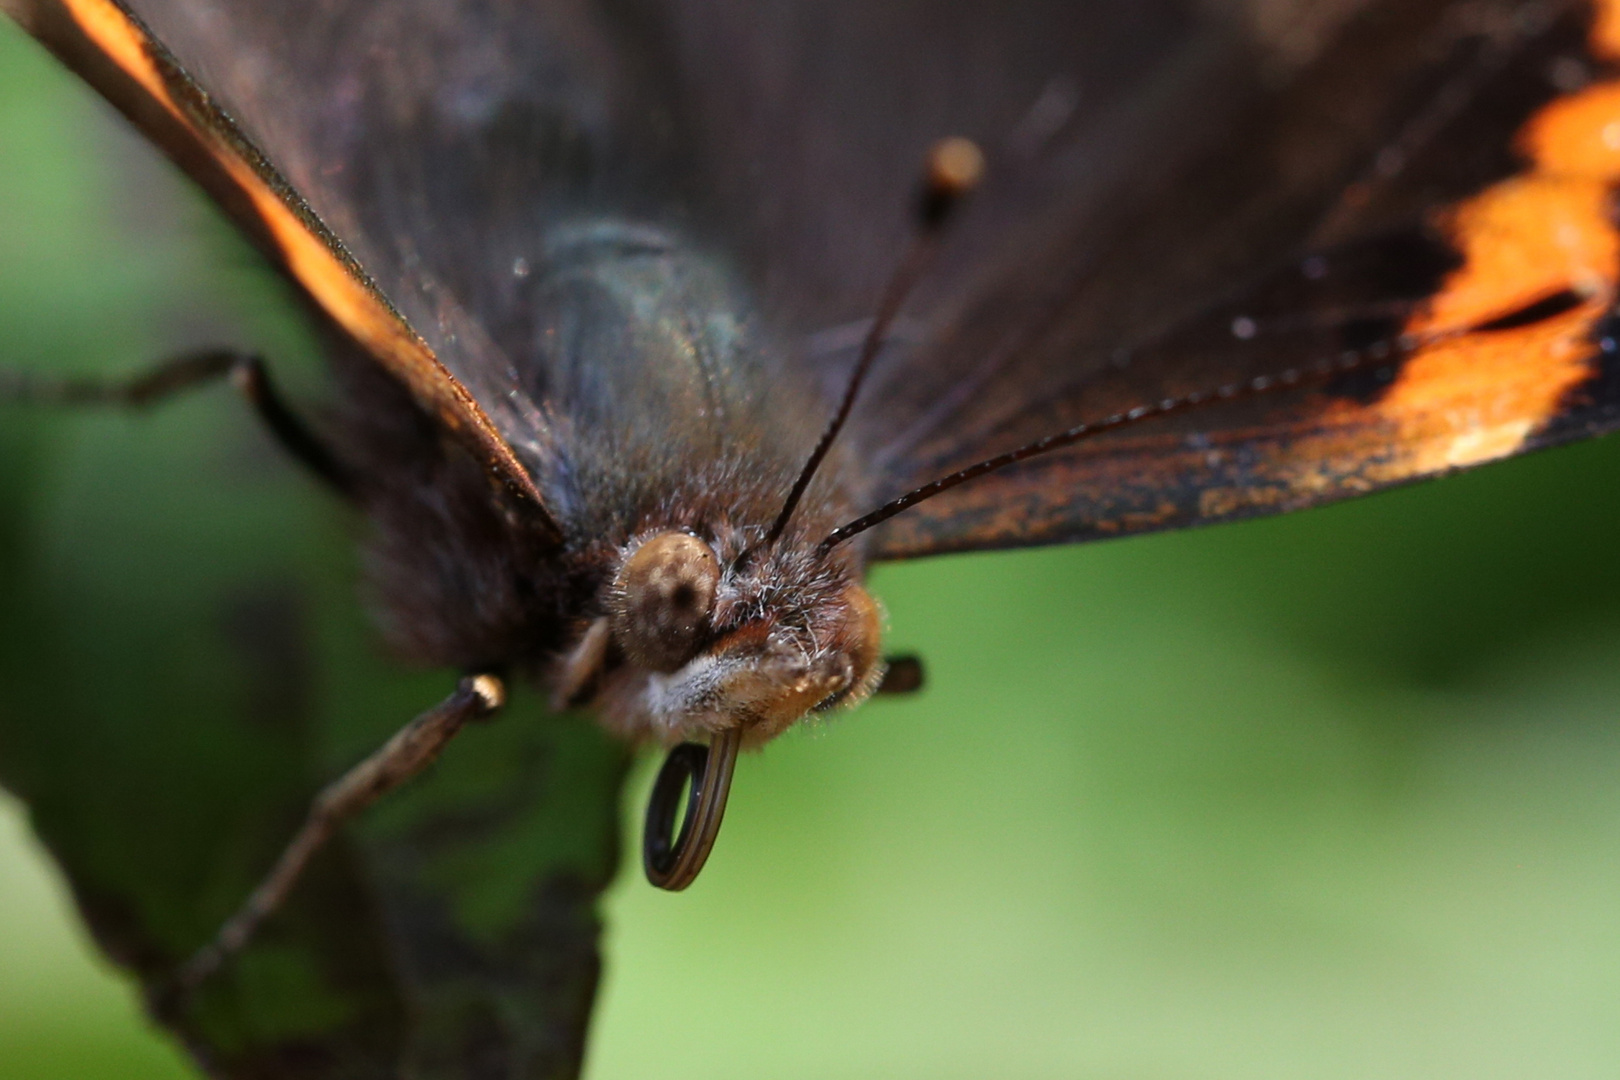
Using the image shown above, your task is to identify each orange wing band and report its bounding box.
[1230,0,1620,506]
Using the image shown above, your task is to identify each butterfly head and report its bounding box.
[565,528,883,746]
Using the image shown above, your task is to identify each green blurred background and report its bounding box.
[3,18,1619,1080]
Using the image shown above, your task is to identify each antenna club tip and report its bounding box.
[917,136,984,229]
[927,136,985,197]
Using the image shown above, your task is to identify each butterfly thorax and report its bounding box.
[348,221,881,744]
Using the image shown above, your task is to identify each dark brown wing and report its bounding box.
[4,0,1241,543]
[845,0,1620,557]
[15,0,1169,469]
[0,0,552,523]
[13,0,1619,562]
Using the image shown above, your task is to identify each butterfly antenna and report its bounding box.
[763,137,985,547]
[817,328,1456,553]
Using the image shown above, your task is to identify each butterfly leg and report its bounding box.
[875,654,925,695]
[172,673,506,992]
[0,348,353,496]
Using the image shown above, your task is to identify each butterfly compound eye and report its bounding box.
[611,532,722,673]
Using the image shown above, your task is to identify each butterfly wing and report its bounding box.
[828,0,1620,557]
[349,0,1612,562]
[14,0,1615,560]
[0,0,552,521]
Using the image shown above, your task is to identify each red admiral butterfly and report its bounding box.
[4,0,1620,1075]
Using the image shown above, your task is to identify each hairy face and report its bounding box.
[556,528,882,746]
